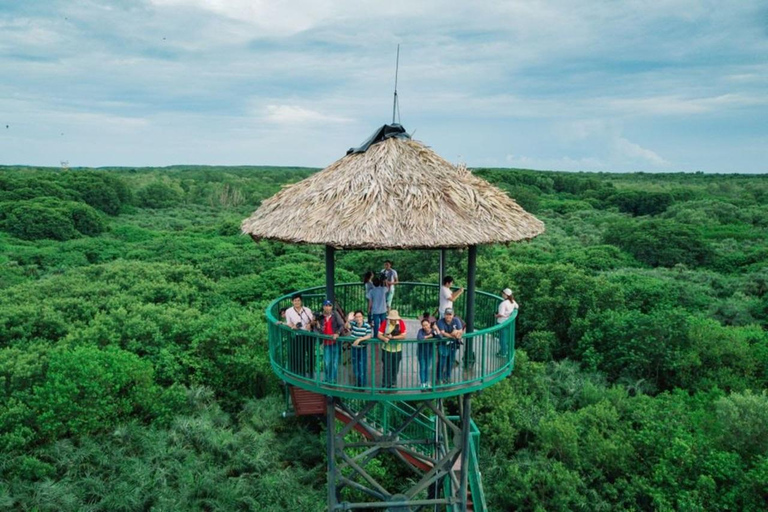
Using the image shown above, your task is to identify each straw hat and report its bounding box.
[387,310,402,321]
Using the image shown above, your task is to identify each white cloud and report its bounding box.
[607,94,768,116]
[613,137,668,166]
[262,104,353,125]
[1,0,767,171]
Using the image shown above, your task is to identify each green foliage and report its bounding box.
[604,218,713,267]
[607,189,674,216]
[136,181,183,208]
[0,198,106,241]
[1,164,767,510]
[57,171,132,215]
[31,345,159,441]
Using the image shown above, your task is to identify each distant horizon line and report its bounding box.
[1,163,766,177]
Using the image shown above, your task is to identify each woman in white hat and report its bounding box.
[495,288,518,357]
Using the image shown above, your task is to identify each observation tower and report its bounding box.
[242,125,544,511]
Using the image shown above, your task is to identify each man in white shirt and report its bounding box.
[495,288,519,357]
[439,275,464,317]
[284,294,316,376]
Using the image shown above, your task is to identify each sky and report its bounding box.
[1,1,767,173]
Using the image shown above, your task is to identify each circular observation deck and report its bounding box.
[266,282,517,401]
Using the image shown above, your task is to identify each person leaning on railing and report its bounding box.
[284,294,315,377]
[377,309,407,389]
[436,308,464,384]
[314,299,345,383]
[348,310,373,387]
[495,288,518,357]
[416,319,440,390]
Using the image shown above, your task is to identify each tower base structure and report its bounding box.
[325,394,480,511]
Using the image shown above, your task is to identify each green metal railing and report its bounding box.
[267,282,517,401]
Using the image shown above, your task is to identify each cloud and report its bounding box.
[613,137,668,166]
[261,104,353,126]
[1,0,767,171]
[607,94,768,116]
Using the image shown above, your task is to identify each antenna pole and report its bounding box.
[392,44,400,124]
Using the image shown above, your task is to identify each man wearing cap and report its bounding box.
[314,299,346,383]
[377,309,407,388]
[436,308,464,384]
[495,289,519,357]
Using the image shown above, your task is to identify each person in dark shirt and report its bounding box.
[435,308,463,384]
[416,319,439,389]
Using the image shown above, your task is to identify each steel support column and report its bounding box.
[439,249,446,290]
[465,245,477,366]
[328,395,338,511]
[326,245,336,303]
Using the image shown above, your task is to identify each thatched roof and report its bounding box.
[241,132,545,249]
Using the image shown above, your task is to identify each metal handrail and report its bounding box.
[266,282,517,401]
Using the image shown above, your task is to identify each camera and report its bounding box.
[296,322,303,328]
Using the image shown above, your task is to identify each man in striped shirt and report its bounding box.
[348,310,373,387]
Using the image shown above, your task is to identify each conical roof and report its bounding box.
[241,129,545,249]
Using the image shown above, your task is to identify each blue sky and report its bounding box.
[1,1,767,172]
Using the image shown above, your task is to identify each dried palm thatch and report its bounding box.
[241,136,545,249]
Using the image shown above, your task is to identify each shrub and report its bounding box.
[58,171,132,215]
[608,190,674,216]
[0,199,105,240]
[137,182,182,208]
[604,219,713,267]
[31,345,159,441]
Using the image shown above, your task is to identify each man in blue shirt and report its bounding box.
[348,310,373,387]
[435,308,463,384]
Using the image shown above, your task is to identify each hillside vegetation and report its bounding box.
[1,165,767,511]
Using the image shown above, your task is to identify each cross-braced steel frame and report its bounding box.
[326,394,473,511]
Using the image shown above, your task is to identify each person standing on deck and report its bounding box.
[363,271,375,324]
[378,310,406,388]
[367,276,389,337]
[439,275,464,318]
[348,310,373,387]
[314,300,345,383]
[436,308,464,384]
[381,260,399,310]
[495,288,518,357]
[417,319,439,390]
[284,294,315,377]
